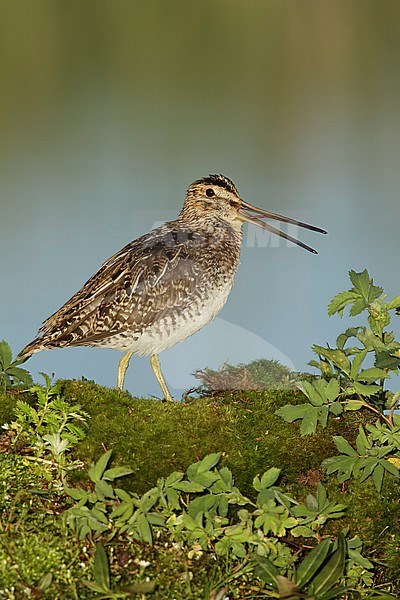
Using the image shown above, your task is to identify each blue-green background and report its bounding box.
[1,1,399,397]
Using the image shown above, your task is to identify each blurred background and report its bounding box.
[1,0,400,398]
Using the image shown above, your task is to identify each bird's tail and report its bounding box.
[16,339,46,363]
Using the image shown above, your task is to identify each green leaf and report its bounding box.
[349,297,368,317]
[93,543,110,590]
[387,295,400,310]
[349,349,368,380]
[164,471,184,487]
[328,291,360,317]
[375,350,400,370]
[89,450,113,483]
[260,467,281,489]
[0,340,13,370]
[291,525,314,537]
[64,486,88,501]
[297,380,324,406]
[345,400,364,411]
[329,402,343,416]
[357,367,389,383]
[312,346,351,375]
[275,404,309,422]
[197,452,221,473]
[296,538,332,589]
[136,513,153,544]
[252,554,279,586]
[95,479,115,500]
[173,481,205,493]
[332,436,358,457]
[382,459,400,477]
[311,533,346,595]
[300,407,319,436]
[349,269,383,304]
[352,381,381,396]
[103,466,134,481]
[325,378,340,402]
[372,463,385,492]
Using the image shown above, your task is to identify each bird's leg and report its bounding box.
[150,354,174,402]
[117,351,133,390]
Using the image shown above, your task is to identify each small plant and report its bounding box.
[5,373,89,480]
[0,340,33,389]
[64,451,374,593]
[276,269,400,493]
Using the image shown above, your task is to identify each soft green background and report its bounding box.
[1,1,399,397]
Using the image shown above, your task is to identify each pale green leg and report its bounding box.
[150,354,173,402]
[117,351,133,390]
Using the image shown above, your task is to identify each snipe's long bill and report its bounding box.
[18,174,326,402]
[238,199,326,254]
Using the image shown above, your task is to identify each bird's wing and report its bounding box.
[35,223,202,346]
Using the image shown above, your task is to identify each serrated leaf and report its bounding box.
[297,380,324,406]
[300,406,319,436]
[275,403,309,422]
[375,350,400,370]
[164,471,184,487]
[93,543,110,590]
[349,269,370,295]
[296,538,331,589]
[353,381,381,396]
[357,367,389,383]
[95,479,115,500]
[332,436,358,456]
[328,291,360,317]
[260,467,281,489]
[325,378,340,402]
[349,297,368,316]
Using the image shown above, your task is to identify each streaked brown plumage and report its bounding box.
[19,174,326,400]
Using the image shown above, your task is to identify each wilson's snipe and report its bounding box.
[19,175,326,401]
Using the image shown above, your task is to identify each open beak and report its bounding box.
[238,198,327,254]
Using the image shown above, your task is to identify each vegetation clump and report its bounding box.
[195,358,299,392]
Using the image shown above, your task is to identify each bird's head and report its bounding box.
[180,174,327,253]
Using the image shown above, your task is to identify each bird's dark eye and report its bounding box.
[206,188,215,198]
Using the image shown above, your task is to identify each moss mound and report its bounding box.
[1,380,399,594]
